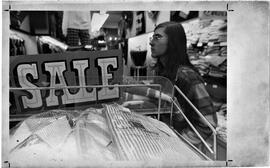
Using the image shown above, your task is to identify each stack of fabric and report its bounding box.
[9,109,116,167]
[182,19,201,47]
[9,104,204,167]
[182,18,227,78]
[104,104,203,161]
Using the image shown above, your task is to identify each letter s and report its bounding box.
[17,64,42,109]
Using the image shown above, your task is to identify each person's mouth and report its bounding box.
[150,49,156,58]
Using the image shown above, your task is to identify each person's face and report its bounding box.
[149,27,168,58]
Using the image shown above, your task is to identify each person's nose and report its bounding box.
[149,39,154,47]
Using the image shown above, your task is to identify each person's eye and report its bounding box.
[153,34,163,40]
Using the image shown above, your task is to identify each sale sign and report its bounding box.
[10,50,123,116]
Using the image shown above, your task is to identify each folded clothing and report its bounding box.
[104,103,204,161]
[9,109,116,167]
[10,104,205,167]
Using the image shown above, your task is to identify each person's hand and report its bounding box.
[156,92,172,102]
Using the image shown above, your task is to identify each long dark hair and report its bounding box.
[154,22,195,81]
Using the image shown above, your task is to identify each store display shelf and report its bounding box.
[9,76,220,161]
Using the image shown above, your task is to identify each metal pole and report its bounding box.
[169,86,175,126]
[213,133,217,160]
[10,84,162,90]
[174,86,217,134]
[171,99,214,154]
[10,83,163,119]
[173,129,212,161]
[157,87,161,121]
[173,85,217,158]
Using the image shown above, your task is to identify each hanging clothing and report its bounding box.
[62,11,91,46]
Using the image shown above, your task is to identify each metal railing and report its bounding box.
[9,83,163,120]
[171,85,217,160]
[9,82,216,160]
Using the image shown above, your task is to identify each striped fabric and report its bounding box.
[190,83,215,116]
[104,104,203,161]
[175,66,215,116]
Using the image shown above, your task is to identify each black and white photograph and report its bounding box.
[1,1,269,167]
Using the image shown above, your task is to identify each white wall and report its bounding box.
[145,11,170,34]
[127,11,170,38]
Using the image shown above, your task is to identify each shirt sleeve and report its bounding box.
[175,67,215,116]
[182,83,217,142]
[188,83,214,116]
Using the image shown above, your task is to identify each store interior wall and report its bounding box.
[9,11,171,55]
[127,11,170,38]
[145,11,171,35]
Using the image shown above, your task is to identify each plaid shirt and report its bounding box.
[174,66,217,145]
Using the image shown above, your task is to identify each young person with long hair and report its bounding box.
[150,21,217,147]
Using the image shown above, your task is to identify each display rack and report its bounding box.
[9,76,217,161]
